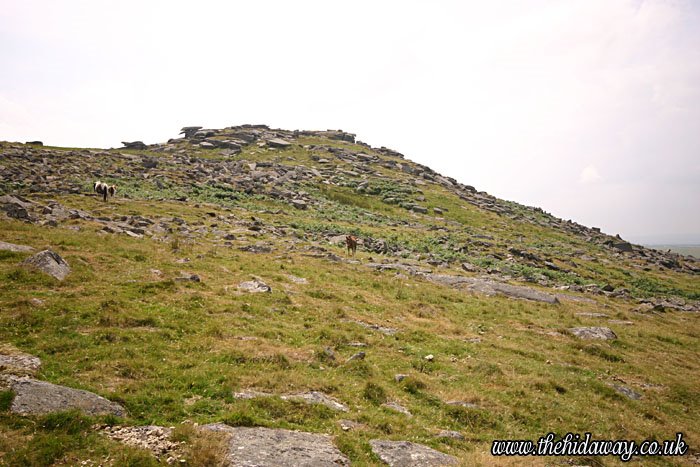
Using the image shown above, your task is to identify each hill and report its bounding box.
[0,125,698,465]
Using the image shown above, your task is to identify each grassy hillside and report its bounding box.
[0,127,698,465]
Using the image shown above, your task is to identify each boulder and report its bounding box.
[370,440,458,466]
[0,194,34,220]
[612,242,633,253]
[21,249,70,280]
[7,377,126,417]
[568,327,617,340]
[121,141,148,150]
[291,199,308,210]
[201,424,349,466]
[179,126,203,138]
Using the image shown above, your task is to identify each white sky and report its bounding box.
[1,0,699,244]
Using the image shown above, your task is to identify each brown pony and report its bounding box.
[346,235,359,257]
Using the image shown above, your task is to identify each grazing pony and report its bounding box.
[94,181,117,202]
[346,235,359,257]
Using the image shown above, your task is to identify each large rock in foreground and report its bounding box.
[21,249,70,280]
[7,377,126,417]
[370,440,458,466]
[202,423,349,466]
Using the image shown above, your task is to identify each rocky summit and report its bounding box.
[0,125,698,465]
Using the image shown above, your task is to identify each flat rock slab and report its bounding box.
[21,249,70,280]
[202,423,349,466]
[370,440,458,466]
[0,241,34,252]
[8,377,125,417]
[569,327,617,340]
[424,274,559,304]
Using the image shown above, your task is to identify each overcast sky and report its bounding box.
[1,0,699,244]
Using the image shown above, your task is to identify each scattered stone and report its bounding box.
[352,320,398,335]
[29,298,45,307]
[175,272,201,282]
[610,384,642,400]
[237,279,272,293]
[202,424,350,466]
[21,249,70,280]
[287,274,308,284]
[424,354,434,362]
[575,312,608,318]
[445,400,480,409]
[238,244,273,254]
[370,440,458,466]
[7,377,125,416]
[338,419,364,431]
[568,327,617,340]
[436,430,465,440]
[460,262,480,273]
[347,351,366,362]
[100,425,185,463]
[0,241,34,252]
[382,401,412,417]
[608,320,634,325]
[394,374,408,383]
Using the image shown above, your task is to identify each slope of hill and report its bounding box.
[0,126,698,465]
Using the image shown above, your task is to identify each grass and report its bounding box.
[0,136,698,465]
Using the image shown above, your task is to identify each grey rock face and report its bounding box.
[21,249,70,280]
[569,327,617,340]
[370,440,458,466]
[201,424,350,466]
[8,377,125,416]
[0,241,34,252]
